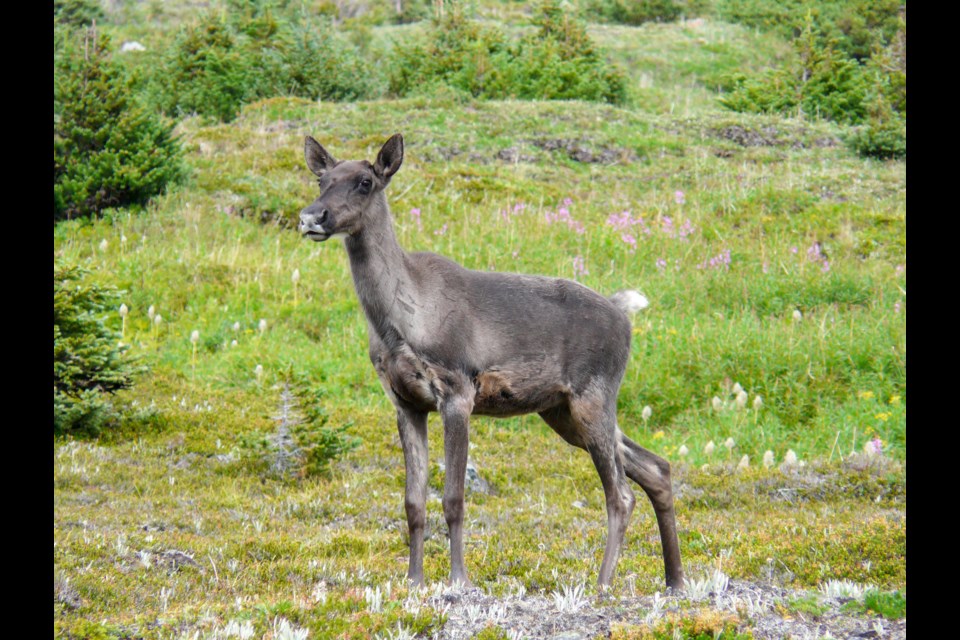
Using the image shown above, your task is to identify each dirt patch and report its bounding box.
[709,125,840,150]
[425,579,905,639]
[529,138,636,164]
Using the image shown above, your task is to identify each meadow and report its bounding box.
[54,3,905,638]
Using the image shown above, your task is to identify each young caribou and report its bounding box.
[298,133,684,589]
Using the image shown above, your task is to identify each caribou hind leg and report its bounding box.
[618,432,684,589]
[541,397,636,587]
[540,402,684,588]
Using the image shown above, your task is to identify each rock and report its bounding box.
[120,41,146,53]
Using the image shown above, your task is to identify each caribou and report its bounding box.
[298,133,684,590]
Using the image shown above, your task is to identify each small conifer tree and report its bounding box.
[54,265,144,435]
[54,26,184,221]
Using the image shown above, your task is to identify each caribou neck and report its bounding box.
[342,196,415,345]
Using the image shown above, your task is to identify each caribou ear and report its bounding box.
[374,133,404,183]
[305,136,338,177]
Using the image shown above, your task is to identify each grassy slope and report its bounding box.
[55,14,905,640]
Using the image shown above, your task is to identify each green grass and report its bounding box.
[55,5,904,637]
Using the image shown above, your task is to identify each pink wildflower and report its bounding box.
[572,255,589,279]
[674,190,685,205]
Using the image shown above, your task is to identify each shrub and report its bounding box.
[264,11,384,102]
[846,113,905,160]
[240,371,360,479]
[54,265,144,436]
[389,2,627,104]
[54,27,184,221]
[719,17,868,124]
[715,0,902,62]
[149,14,259,122]
[502,0,628,104]
[582,0,684,26]
[54,0,105,26]
[150,10,380,122]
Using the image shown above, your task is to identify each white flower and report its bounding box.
[753,395,763,411]
[258,319,268,333]
[784,449,798,465]
[712,396,723,412]
[724,437,736,452]
[154,314,163,326]
[735,390,748,410]
[120,234,128,244]
[792,309,803,322]
[678,445,689,457]
[119,304,128,317]
[231,340,238,348]
[292,269,301,284]
[233,321,241,332]
[99,239,109,252]
[148,305,156,321]
[737,455,749,470]
[762,450,774,468]
[704,441,715,456]
[732,382,743,396]
[255,364,264,379]
[191,330,200,344]
[641,405,652,422]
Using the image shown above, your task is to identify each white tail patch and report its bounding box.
[609,289,649,315]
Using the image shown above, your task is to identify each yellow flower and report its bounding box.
[889,395,901,406]
[875,412,891,422]
[857,390,875,400]
[652,430,665,440]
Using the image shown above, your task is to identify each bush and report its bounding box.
[54,0,105,26]
[715,0,903,62]
[264,11,384,102]
[150,10,380,122]
[240,372,360,479]
[582,0,684,26]
[149,14,259,122]
[719,17,869,124]
[389,2,627,104]
[54,265,144,436]
[54,27,184,221]
[846,114,905,160]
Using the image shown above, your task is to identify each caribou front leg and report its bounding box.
[439,394,475,588]
[397,405,429,586]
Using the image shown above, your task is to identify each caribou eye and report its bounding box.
[358,177,373,193]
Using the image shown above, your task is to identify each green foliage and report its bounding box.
[612,610,753,639]
[150,10,380,122]
[715,0,903,62]
[786,594,829,617]
[582,0,684,26]
[863,589,906,619]
[720,17,869,124]
[54,27,184,221]
[149,14,258,122]
[472,624,511,640]
[388,3,627,104]
[54,0,105,26]
[54,265,143,436]
[844,14,905,160]
[846,114,905,160]
[265,10,383,102]
[240,371,360,479]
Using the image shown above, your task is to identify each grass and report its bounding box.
[55,8,904,639]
